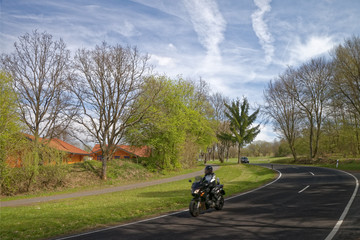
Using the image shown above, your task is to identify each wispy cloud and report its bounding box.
[251,0,274,64]
[150,54,176,67]
[183,0,226,68]
[289,35,335,64]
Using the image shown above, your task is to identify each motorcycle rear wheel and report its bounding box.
[215,195,224,210]
[189,200,200,217]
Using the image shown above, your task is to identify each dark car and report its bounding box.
[240,157,249,163]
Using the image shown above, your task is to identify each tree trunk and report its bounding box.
[101,157,107,180]
[286,137,297,161]
[309,116,314,161]
[355,115,360,154]
[290,145,298,161]
[226,145,230,162]
[313,128,320,159]
[237,143,241,164]
[212,145,216,161]
[217,143,224,163]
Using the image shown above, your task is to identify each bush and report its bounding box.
[38,164,69,190]
[1,142,70,195]
[106,159,151,180]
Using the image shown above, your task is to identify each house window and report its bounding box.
[124,156,130,159]
[114,156,120,159]
[97,155,102,160]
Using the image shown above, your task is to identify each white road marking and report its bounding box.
[309,172,314,176]
[298,185,310,193]
[325,170,359,240]
[226,168,282,201]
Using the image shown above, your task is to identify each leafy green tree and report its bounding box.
[125,76,215,170]
[0,72,24,193]
[219,98,260,164]
[0,72,21,160]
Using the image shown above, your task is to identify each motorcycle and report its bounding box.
[188,176,225,217]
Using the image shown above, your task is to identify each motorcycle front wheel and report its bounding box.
[189,199,200,217]
[215,195,224,210]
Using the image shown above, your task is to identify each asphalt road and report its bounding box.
[55,164,359,240]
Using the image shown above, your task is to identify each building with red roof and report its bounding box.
[91,144,150,161]
[6,134,90,166]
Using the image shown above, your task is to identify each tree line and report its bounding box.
[263,36,360,161]
[0,30,260,184]
[2,30,358,188]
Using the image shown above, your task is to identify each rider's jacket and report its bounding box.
[203,173,216,187]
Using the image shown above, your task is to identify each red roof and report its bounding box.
[24,134,89,155]
[92,144,150,158]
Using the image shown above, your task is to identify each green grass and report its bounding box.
[263,157,360,172]
[0,163,205,202]
[209,156,292,164]
[0,164,276,240]
[221,156,360,172]
[313,160,360,172]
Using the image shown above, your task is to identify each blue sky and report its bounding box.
[1,0,360,142]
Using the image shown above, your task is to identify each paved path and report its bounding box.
[1,166,219,207]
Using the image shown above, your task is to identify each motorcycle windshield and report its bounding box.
[192,181,201,190]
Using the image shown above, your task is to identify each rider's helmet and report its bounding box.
[204,165,213,175]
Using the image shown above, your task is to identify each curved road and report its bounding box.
[55,164,359,240]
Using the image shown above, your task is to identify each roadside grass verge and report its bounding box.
[264,157,360,172]
[221,156,360,172]
[312,160,360,172]
[0,164,276,240]
[0,162,204,202]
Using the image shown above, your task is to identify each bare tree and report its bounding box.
[330,36,360,154]
[332,36,360,116]
[72,42,158,180]
[0,30,75,143]
[264,58,332,161]
[210,92,231,163]
[294,57,332,159]
[263,69,301,161]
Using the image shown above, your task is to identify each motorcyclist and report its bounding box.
[202,165,217,207]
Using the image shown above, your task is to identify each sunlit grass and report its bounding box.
[0,164,276,240]
[215,156,360,171]
[0,163,204,202]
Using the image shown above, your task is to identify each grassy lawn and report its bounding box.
[312,160,360,172]
[1,163,205,202]
[0,164,276,240]
[210,156,293,164]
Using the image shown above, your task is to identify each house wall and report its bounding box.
[92,149,135,161]
[114,149,135,159]
[6,156,22,168]
[6,152,86,167]
[67,154,84,164]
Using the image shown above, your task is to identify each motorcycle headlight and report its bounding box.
[194,189,200,194]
